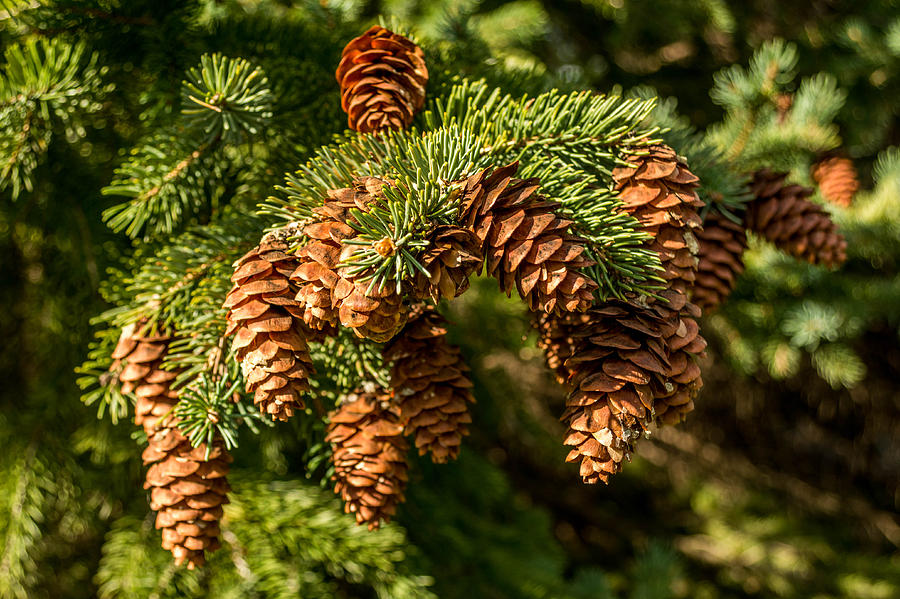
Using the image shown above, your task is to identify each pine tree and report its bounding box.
[2,2,898,598]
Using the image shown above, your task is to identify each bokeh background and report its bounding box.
[1,1,898,598]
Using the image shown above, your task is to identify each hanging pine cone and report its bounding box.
[692,210,748,312]
[412,225,482,302]
[224,236,314,421]
[533,311,592,386]
[383,305,475,463]
[812,156,859,208]
[612,144,705,296]
[648,290,706,426]
[291,219,356,332]
[113,324,229,569]
[459,163,597,313]
[747,169,847,267]
[332,270,408,343]
[142,430,232,569]
[326,391,409,529]
[112,321,179,433]
[336,25,428,134]
[562,299,704,484]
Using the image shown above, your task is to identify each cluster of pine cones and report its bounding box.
[111,25,852,569]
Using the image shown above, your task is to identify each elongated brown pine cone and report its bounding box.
[383,306,475,463]
[459,163,597,313]
[612,144,705,296]
[413,225,483,302]
[142,430,232,569]
[533,311,592,386]
[648,290,706,426]
[332,267,408,343]
[692,210,748,312]
[562,298,705,484]
[812,156,858,208]
[306,176,409,342]
[224,238,313,421]
[336,25,428,134]
[291,219,356,332]
[326,391,409,529]
[747,169,847,267]
[112,322,179,434]
[113,324,229,569]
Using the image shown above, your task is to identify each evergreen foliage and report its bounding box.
[1,1,898,598]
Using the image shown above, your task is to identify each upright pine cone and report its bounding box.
[412,225,483,302]
[224,236,313,421]
[561,299,705,484]
[692,210,748,312]
[113,324,230,569]
[532,311,592,386]
[459,163,597,313]
[747,169,847,267]
[336,25,428,134]
[383,306,475,463]
[326,391,409,529]
[612,144,705,296]
[812,156,859,207]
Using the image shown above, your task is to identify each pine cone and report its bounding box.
[336,25,428,134]
[612,144,704,296]
[317,176,385,225]
[649,291,706,426]
[812,156,858,208]
[384,306,475,463]
[747,169,847,267]
[532,311,592,386]
[112,322,178,434]
[291,219,356,332]
[326,391,409,529]
[307,176,409,342]
[224,238,313,421]
[413,225,482,302]
[114,324,229,569]
[562,298,705,484]
[459,163,597,313]
[692,210,747,312]
[143,430,231,569]
[332,268,408,343]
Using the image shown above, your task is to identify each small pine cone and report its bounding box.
[747,169,847,267]
[224,239,313,421]
[562,298,705,484]
[331,271,408,343]
[326,391,409,529]
[384,306,475,463]
[143,429,232,569]
[648,291,706,426]
[412,225,483,302]
[317,176,385,225]
[291,219,356,332]
[812,156,858,208]
[612,144,705,296]
[692,210,748,312]
[459,163,598,313]
[112,322,179,435]
[336,25,428,134]
[532,311,592,386]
